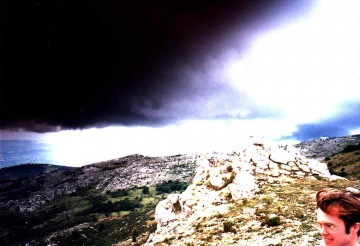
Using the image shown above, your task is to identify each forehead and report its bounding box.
[317,208,343,224]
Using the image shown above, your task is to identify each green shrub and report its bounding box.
[223,221,236,233]
[264,216,281,227]
[86,197,140,213]
[142,186,149,195]
[155,180,188,194]
[132,227,139,242]
[110,189,129,198]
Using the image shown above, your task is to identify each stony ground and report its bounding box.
[156,178,359,246]
[143,141,360,246]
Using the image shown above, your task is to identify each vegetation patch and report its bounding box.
[155,180,188,194]
[0,181,190,245]
[322,148,360,180]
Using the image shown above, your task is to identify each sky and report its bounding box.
[1,0,360,165]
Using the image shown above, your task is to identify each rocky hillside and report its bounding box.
[0,154,195,213]
[295,134,360,159]
[143,140,360,246]
[1,135,360,245]
[0,154,196,245]
[295,134,360,181]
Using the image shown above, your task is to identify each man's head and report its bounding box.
[316,189,360,246]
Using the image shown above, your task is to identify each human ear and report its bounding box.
[352,223,360,233]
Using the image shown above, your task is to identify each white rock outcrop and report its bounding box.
[145,141,334,245]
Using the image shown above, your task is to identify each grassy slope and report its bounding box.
[224,178,360,245]
[321,147,360,181]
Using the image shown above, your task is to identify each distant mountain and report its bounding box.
[294,134,360,181]
[294,134,360,159]
[0,163,76,181]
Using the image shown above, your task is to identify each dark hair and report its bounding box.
[316,189,360,236]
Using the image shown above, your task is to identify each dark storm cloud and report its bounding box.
[2,120,61,133]
[1,0,313,132]
[293,102,360,141]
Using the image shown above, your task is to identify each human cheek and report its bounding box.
[322,236,335,246]
[320,230,335,245]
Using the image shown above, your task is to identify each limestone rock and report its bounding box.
[145,140,333,245]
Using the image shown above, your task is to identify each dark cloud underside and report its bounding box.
[1,0,313,132]
[293,104,360,141]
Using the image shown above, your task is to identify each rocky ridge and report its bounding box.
[144,140,356,246]
[0,154,195,213]
[2,135,359,214]
[295,134,360,159]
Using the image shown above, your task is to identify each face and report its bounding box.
[316,208,360,246]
